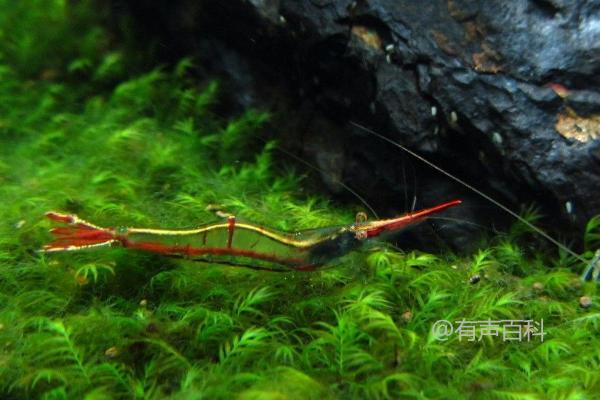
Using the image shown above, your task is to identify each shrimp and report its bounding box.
[41,200,461,272]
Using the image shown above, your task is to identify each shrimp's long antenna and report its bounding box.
[350,121,588,264]
[259,137,379,219]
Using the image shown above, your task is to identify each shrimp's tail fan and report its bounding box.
[42,212,117,252]
[581,250,600,282]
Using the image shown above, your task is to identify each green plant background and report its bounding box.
[0,1,599,399]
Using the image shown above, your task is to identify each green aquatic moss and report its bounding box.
[0,1,599,399]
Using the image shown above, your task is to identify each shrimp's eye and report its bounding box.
[355,230,368,240]
[355,212,368,225]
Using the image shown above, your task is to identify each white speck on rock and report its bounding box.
[565,201,573,214]
[450,111,458,124]
[492,131,503,145]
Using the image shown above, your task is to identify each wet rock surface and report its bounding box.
[103,0,600,249]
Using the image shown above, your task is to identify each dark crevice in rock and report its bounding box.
[529,0,563,18]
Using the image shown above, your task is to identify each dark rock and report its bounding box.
[100,0,600,250]
[590,141,600,167]
[566,90,600,116]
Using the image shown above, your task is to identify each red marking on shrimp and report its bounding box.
[123,240,307,267]
[45,212,74,224]
[227,215,236,249]
[50,228,113,241]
